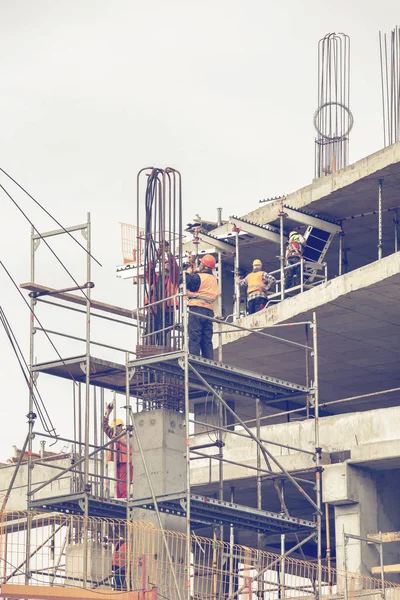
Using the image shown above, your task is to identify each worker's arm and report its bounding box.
[237,275,248,287]
[179,272,201,292]
[262,272,277,290]
[103,403,114,440]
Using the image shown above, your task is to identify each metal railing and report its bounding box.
[1,511,400,599]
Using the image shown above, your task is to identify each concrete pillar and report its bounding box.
[131,408,186,530]
[323,463,380,588]
[130,408,187,598]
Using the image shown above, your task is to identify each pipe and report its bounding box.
[378,179,383,259]
[217,207,223,227]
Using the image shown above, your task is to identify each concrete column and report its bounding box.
[131,408,186,531]
[323,463,380,588]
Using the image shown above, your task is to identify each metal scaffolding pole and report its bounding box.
[182,276,191,600]
[312,311,322,600]
[378,179,383,259]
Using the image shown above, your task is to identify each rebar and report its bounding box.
[314,33,352,178]
[380,27,400,146]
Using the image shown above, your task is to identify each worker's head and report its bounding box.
[200,254,216,271]
[164,260,170,274]
[289,231,298,240]
[110,418,124,432]
[252,259,262,271]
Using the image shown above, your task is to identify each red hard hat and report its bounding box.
[201,254,216,269]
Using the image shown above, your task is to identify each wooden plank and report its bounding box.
[20,283,137,320]
[368,531,400,543]
[371,564,400,575]
[0,583,146,599]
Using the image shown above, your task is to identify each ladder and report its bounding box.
[303,226,335,283]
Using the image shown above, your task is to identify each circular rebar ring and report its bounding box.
[313,101,354,140]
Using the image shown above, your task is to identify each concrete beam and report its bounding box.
[229,216,282,244]
[284,207,341,234]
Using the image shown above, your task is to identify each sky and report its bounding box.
[0,0,398,464]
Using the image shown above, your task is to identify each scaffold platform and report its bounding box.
[32,352,307,405]
[29,492,316,535]
[29,492,127,519]
[129,493,316,535]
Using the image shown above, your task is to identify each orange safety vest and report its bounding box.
[144,275,179,309]
[112,540,127,567]
[187,273,218,310]
[107,437,132,464]
[246,271,268,295]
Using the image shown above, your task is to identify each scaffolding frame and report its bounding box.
[12,212,326,598]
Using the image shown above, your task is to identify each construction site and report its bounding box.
[2,26,400,600]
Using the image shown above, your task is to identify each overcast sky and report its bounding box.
[0,0,398,464]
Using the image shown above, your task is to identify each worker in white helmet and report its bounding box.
[285,231,306,291]
[237,259,276,314]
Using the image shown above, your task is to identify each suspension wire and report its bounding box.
[0,182,90,302]
[0,167,102,267]
[0,307,57,435]
[0,261,81,388]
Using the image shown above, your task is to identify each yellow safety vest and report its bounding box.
[187,274,218,311]
[246,271,268,294]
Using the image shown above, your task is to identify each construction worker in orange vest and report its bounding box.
[111,537,127,590]
[238,259,276,314]
[103,403,133,499]
[285,231,306,291]
[181,254,218,359]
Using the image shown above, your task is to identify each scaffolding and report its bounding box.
[2,168,329,598]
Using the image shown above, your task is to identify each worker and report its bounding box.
[144,241,180,345]
[111,537,127,590]
[285,230,306,291]
[237,259,276,314]
[103,403,133,499]
[181,254,218,359]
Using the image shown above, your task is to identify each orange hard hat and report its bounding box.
[201,254,216,269]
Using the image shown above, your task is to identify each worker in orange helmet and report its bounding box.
[103,402,133,499]
[237,259,276,314]
[181,254,218,359]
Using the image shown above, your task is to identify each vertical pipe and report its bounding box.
[256,399,262,550]
[379,533,385,600]
[100,388,105,498]
[339,231,343,276]
[125,353,131,589]
[312,311,322,600]
[217,207,223,227]
[325,502,332,593]
[228,486,235,597]
[25,224,37,584]
[234,230,240,319]
[217,251,224,541]
[305,325,310,420]
[300,258,304,293]
[343,528,348,600]
[378,179,383,259]
[182,275,191,600]
[394,208,399,253]
[280,525,285,599]
[93,388,98,495]
[83,213,91,587]
[280,213,285,300]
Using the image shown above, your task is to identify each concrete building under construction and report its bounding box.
[1,29,400,600]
